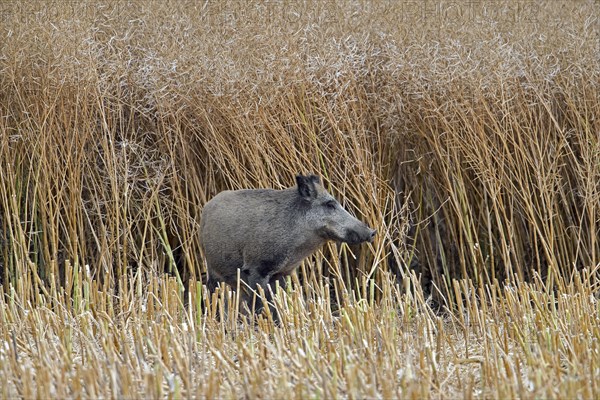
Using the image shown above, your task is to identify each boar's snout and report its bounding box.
[345,225,376,245]
[367,228,376,242]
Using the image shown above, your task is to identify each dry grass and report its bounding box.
[0,0,599,398]
[1,266,598,398]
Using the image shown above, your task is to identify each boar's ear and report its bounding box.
[296,174,319,200]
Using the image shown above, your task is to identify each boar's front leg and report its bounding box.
[244,269,270,312]
[268,273,289,293]
[244,258,283,313]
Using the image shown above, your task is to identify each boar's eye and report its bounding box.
[324,200,337,210]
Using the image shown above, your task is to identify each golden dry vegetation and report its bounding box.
[0,1,598,398]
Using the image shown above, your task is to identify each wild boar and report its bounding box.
[200,174,375,309]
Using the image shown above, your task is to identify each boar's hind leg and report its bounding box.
[205,267,226,295]
[206,275,219,294]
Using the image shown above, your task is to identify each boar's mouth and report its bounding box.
[317,227,342,242]
[318,227,374,245]
[343,229,374,245]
